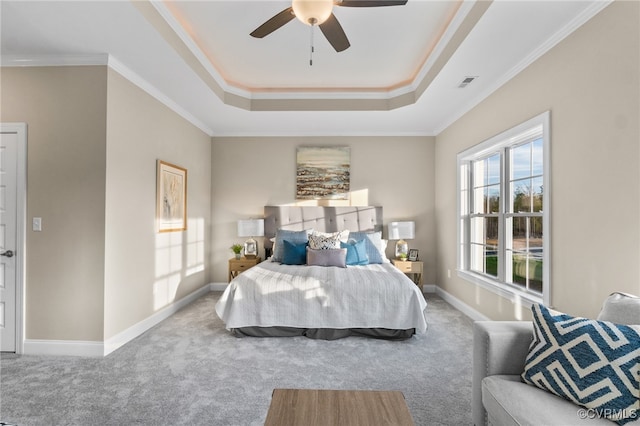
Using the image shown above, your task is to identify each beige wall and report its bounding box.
[104,69,212,339]
[211,136,436,284]
[2,1,636,345]
[435,1,640,320]
[1,65,212,343]
[1,66,108,340]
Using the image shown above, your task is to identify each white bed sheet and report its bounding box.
[215,261,428,333]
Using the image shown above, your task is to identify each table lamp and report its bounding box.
[237,219,264,259]
[388,221,415,260]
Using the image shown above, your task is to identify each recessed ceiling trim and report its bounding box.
[148,0,233,96]
[414,0,491,100]
[144,0,490,112]
[145,0,427,106]
[135,0,227,102]
[411,0,475,94]
[248,88,407,101]
[234,0,489,107]
[148,0,417,103]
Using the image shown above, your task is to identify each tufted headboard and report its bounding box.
[263,206,383,250]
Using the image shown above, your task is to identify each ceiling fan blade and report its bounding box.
[250,7,295,38]
[336,0,407,6]
[319,13,350,52]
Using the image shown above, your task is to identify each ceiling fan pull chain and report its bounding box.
[309,24,315,66]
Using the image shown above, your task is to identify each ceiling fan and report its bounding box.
[250,0,408,53]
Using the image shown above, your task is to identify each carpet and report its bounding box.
[0,292,474,425]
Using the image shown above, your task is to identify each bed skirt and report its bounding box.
[229,327,416,340]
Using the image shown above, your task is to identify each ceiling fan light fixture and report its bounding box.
[292,0,334,26]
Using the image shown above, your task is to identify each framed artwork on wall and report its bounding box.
[156,160,187,232]
[296,146,350,200]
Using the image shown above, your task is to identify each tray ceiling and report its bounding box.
[0,1,611,136]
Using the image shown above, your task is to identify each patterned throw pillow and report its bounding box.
[308,230,349,250]
[521,304,640,425]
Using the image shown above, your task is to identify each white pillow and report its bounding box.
[597,292,640,325]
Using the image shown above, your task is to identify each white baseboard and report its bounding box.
[22,283,487,356]
[23,284,212,357]
[210,282,228,291]
[434,287,491,321]
[23,339,105,357]
[422,284,436,293]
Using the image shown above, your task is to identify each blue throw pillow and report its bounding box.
[272,229,311,263]
[282,240,307,265]
[281,240,307,265]
[340,239,369,266]
[521,304,640,425]
[348,231,385,264]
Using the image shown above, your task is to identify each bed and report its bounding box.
[215,206,428,340]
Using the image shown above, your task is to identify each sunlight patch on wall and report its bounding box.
[285,189,369,207]
[186,217,205,275]
[154,231,183,310]
[155,231,183,277]
[153,217,206,311]
[153,273,181,311]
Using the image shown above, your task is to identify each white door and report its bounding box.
[0,128,20,352]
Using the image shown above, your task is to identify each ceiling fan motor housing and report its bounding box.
[292,0,334,26]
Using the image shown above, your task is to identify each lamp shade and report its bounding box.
[388,221,415,240]
[237,219,264,237]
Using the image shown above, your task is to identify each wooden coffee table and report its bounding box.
[264,389,415,426]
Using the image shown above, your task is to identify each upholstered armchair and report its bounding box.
[472,293,639,426]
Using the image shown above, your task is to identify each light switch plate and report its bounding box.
[33,217,42,231]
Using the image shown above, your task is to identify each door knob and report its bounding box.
[1,250,14,258]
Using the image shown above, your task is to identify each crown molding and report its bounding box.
[0,53,108,67]
[433,0,613,135]
[107,56,214,136]
[0,52,214,135]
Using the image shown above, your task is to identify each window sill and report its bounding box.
[457,270,543,309]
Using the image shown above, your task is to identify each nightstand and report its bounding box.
[229,257,261,282]
[392,259,424,290]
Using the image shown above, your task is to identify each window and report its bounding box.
[457,112,550,305]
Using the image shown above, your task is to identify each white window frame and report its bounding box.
[457,111,551,307]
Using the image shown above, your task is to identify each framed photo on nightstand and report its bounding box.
[408,249,419,261]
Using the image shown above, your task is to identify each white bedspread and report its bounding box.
[215,261,428,333]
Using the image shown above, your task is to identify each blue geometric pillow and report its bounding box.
[521,304,640,425]
[340,239,369,266]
